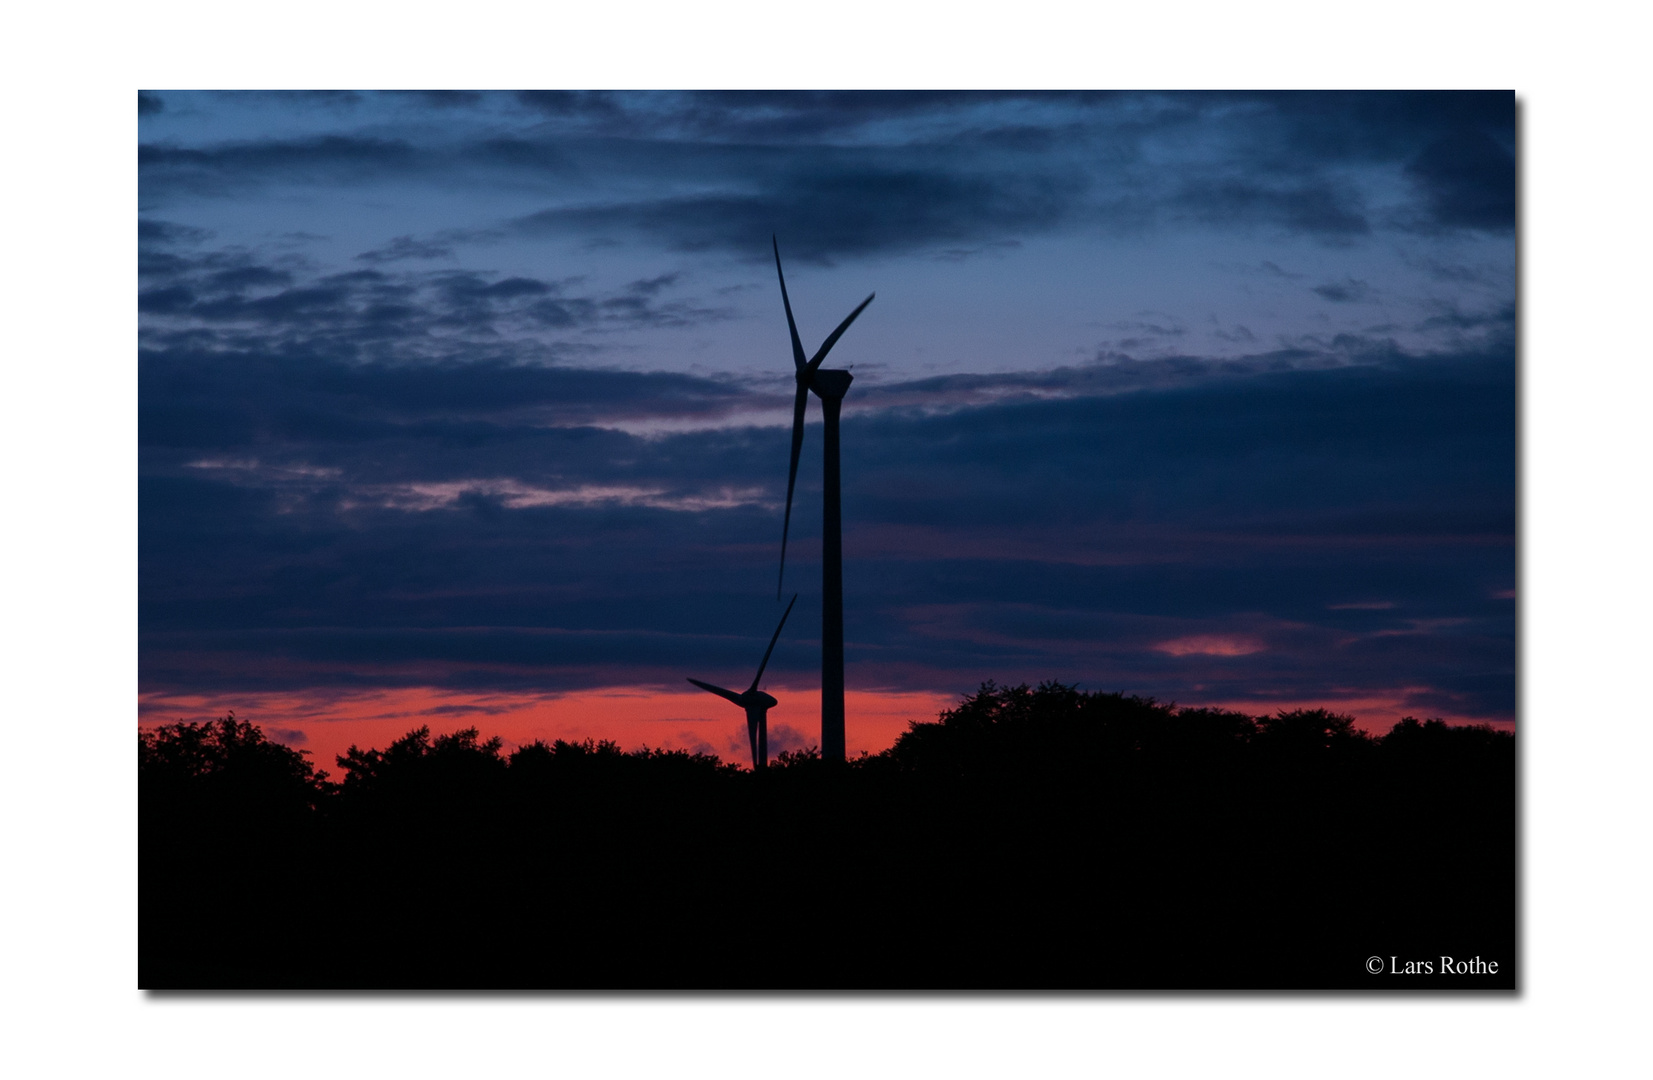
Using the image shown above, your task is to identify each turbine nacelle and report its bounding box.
[807,368,854,400]
[685,679,777,713]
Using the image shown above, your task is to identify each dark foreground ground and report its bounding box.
[141,683,1516,991]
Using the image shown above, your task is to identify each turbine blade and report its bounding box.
[804,293,875,376]
[748,592,798,693]
[777,384,808,598]
[687,677,744,705]
[773,236,808,372]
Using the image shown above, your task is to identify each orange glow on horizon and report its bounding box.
[137,685,961,776]
[138,682,1510,777]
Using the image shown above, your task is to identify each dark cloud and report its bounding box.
[213,90,365,109]
[138,219,212,245]
[1405,129,1517,231]
[507,91,1112,142]
[1415,301,1517,349]
[139,91,164,115]
[1171,178,1369,236]
[139,241,735,361]
[138,285,196,316]
[140,135,423,198]
[831,355,1514,715]
[513,90,631,120]
[382,90,485,110]
[842,352,1514,542]
[518,164,1085,262]
[356,235,455,263]
[1314,278,1372,302]
[469,137,579,174]
[1243,90,1513,233]
[209,266,295,292]
[627,273,679,295]
[141,335,1515,721]
[139,347,759,451]
[662,91,1122,143]
[1412,258,1496,284]
[846,335,1455,416]
[491,90,1512,172]
[1238,91,1512,165]
[140,91,1515,251]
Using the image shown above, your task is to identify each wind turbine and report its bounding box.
[687,594,797,770]
[772,236,874,764]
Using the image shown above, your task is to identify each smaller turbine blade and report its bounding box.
[777,384,809,598]
[773,236,808,372]
[748,593,798,693]
[687,677,744,705]
[804,293,875,376]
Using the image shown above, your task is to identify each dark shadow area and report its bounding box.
[140,684,1515,991]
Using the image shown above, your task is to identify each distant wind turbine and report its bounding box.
[687,594,798,770]
[772,237,874,764]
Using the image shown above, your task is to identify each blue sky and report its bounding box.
[139,90,1516,738]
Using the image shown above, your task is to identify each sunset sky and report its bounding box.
[138,90,1516,767]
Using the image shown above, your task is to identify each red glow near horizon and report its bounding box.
[138,682,1510,777]
[137,686,961,775]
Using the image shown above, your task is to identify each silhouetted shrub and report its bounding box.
[773,745,822,769]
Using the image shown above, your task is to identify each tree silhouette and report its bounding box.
[140,712,331,818]
[1254,706,1369,756]
[139,686,1515,991]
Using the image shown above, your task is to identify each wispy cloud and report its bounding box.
[356,479,773,514]
[1155,635,1267,657]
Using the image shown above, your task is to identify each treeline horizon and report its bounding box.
[142,683,1513,786]
[141,681,1516,992]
